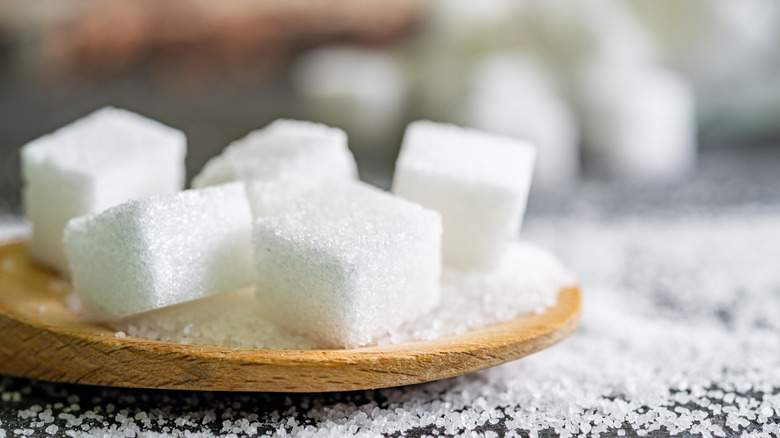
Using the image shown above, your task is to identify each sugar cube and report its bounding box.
[63,183,253,321]
[21,107,186,275]
[192,119,358,217]
[578,63,696,180]
[252,181,442,348]
[392,121,536,270]
[461,54,579,185]
[292,47,406,146]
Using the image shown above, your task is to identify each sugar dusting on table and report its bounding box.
[108,242,573,349]
[2,210,780,437]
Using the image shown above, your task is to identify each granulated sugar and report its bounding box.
[110,242,570,349]
[2,208,779,437]
[379,243,574,345]
[111,288,316,350]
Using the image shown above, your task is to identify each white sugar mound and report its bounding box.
[380,242,574,345]
[191,119,358,217]
[111,241,572,349]
[110,289,315,350]
[21,106,186,275]
[63,183,253,321]
[393,120,536,270]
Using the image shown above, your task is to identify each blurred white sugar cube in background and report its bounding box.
[252,181,442,348]
[425,0,524,34]
[578,0,661,66]
[292,46,407,146]
[530,0,697,181]
[20,107,186,275]
[578,62,697,180]
[569,0,698,181]
[392,121,536,271]
[634,0,780,142]
[63,183,253,321]
[637,0,780,89]
[460,54,579,185]
[192,119,358,217]
[528,0,661,80]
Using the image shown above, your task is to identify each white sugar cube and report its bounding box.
[461,54,579,185]
[578,64,696,180]
[192,119,358,217]
[392,121,536,270]
[63,183,253,321]
[292,47,407,143]
[21,107,186,275]
[253,181,442,348]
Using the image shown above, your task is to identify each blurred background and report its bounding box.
[1,0,779,214]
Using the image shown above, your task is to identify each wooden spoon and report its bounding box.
[0,240,580,392]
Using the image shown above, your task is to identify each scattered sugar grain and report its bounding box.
[114,331,126,339]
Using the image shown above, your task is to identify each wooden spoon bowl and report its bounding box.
[0,241,580,392]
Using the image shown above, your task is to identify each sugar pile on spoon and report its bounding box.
[20,107,573,349]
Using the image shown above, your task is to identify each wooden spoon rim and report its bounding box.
[0,240,580,392]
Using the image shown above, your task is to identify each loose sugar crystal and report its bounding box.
[21,107,186,275]
[252,181,442,348]
[63,183,253,321]
[192,119,358,217]
[392,121,536,270]
[110,242,572,350]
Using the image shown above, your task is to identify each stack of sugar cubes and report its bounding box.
[21,107,539,349]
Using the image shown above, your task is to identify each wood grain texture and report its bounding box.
[0,241,580,392]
